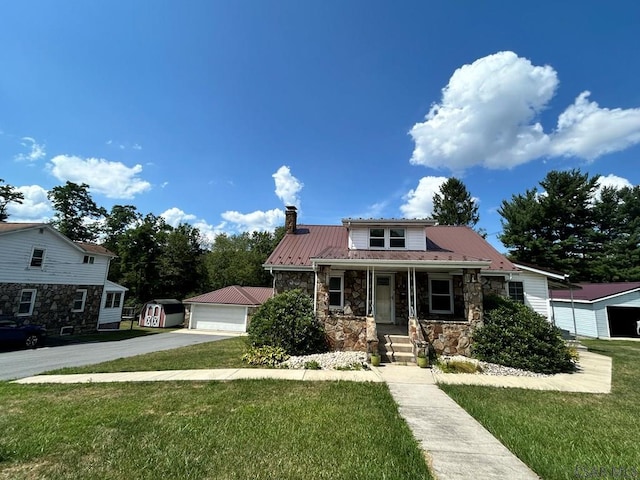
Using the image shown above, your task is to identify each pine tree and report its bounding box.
[432,177,480,229]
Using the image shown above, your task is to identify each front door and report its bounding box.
[375,275,394,324]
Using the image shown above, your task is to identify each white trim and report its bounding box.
[551,288,640,305]
[72,289,88,312]
[429,277,454,314]
[17,289,37,316]
[312,258,491,269]
[513,263,565,280]
[328,273,344,309]
[29,246,46,269]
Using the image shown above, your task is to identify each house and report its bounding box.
[550,282,640,338]
[264,206,562,357]
[0,223,127,333]
[184,285,274,332]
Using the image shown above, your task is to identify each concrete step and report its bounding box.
[386,334,410,344]
[384,342,413,353]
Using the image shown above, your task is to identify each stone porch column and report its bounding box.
[463,268,483,328]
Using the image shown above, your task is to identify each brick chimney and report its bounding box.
[285,206,297,234]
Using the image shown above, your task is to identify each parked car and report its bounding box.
[0,315,47,348]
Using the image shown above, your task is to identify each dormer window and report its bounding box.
[30,248,45,268]
[368,228,406,249]
[389,228,406,248]
[369,228,385,248]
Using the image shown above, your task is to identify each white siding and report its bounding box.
[0,227,110,286]
[190,303,247,332]
[348,226,426,250]
[516,271,552,318]
[97,281,127,328]
[594,292,640,338]
[551,303,598,337]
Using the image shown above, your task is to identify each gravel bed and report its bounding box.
[280,351,368,370]
[433,355,551,377]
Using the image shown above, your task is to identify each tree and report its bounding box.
[499,169,602,281]
[0,179,24,222]
[432,178,480,230]
[48,182,107,242]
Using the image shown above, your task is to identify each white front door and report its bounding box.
[375,275,394,324]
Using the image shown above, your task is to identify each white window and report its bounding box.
[429,278,453,314]
[18,289,37,316]
[83,255,95,264]
[389,228,406,248]
[104,292,122,308]
[30,248,45,268]
[508,281,525,303]
[72,289,87,312]
[369,228,385,248]
[329,275,344,309]
[369,228,407,249]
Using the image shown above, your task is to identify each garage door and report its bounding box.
[607,306,640,338]
[191,304,247,332]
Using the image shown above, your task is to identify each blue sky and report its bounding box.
[2,1,640,251]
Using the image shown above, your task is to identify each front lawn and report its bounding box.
[440,340,640,480]
[47,337,248,374]
[0,380,432,480]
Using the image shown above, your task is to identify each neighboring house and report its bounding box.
[184,286,274,332]
[550,282,640,338]
[0,223,127,334]
[264,206,562,356]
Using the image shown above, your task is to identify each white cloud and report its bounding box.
[49,155,151,199]
[6,185,52,222]
[593,174,633,201]
[15,137,46,162]
[160,207,226,246]
[273,166,303,207]
[551,92,640,160]
[221,208,285,232]
[409,51,640,172]
[133,143,142,150]
[400,176,448,218]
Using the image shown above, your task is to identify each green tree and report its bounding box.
[432,177,480,230]
[102,205,142,282]
[0,179,25,222]
[499,170,598,280]
[48,182,107,242]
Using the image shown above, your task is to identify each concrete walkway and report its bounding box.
[13,351,612,480]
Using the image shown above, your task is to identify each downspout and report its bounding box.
[312,261,318,316]
[366,266,370,316]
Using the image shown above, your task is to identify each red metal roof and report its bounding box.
[551,282,640,302]
[265,225,347,267]
[0,222,43,233]
[265,223,516,271]
[425,226,518,272]
[184,286,274,305]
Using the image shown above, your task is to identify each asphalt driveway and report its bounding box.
[0,331,230,381]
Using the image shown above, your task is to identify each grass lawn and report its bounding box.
[0,380,432,480]
[439,340,640,480]
[46,337,248,374]
[47,320,178,346]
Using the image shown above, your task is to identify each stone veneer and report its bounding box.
[0,283,104,334]
[276,267,486,357]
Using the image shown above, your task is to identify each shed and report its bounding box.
[139,299,185,328]
[550,282,640,338]
[184,286,273,332]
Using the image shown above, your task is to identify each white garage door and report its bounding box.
[191,304,247,332]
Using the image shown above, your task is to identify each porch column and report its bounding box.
[463,268,483,327]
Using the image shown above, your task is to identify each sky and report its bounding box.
[2,1,640,251]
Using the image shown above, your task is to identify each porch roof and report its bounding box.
[311,246,491,269]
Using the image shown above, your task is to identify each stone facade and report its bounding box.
[323,314,368,351]
[419,320,474,356]
[0,283,104,334]
[273,271,314,297]
[482,275,507,297]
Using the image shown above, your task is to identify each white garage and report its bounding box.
[184,285,273,333]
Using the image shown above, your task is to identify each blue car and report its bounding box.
[0,315,47,348]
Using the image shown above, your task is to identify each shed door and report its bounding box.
[193,304,247,332]
[607,306,640,338]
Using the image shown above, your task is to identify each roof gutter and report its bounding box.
[311,258,491,270]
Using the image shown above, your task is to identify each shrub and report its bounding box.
[303,360,321,370]
[473,297,575,374]
[247,289,328,355]
[437,359,482,374]
[242,345,289,367]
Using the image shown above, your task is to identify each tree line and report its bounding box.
[0,179,284,305]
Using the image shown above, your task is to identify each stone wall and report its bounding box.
[419,320,473,356]
[323,314,368,351]
[273,271,315,297]
[0,282,104,334]
[482,276,507,297]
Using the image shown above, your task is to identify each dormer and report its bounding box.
[341,218,436,251]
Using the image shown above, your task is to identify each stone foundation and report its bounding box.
[420,320,473,356]
[322,314,368,352]
[0,282,104,334]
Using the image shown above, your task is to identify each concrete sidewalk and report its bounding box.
[13,352,612,480]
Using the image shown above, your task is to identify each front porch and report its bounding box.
[313,266,487,359]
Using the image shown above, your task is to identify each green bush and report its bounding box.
[247,289,328,355]
[473,297,575,374]
[437,359,482,374]
[242,345,290,367]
